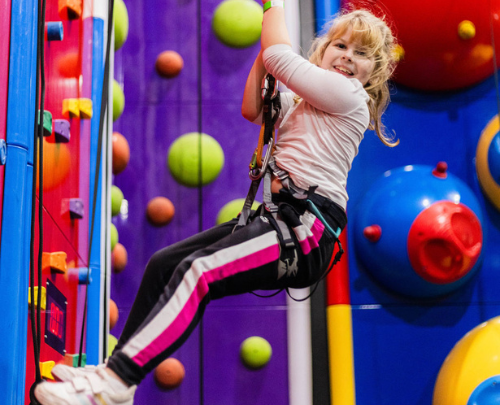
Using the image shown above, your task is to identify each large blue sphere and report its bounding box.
[467,376,500,405]
[476,116,500,211]
[488,133,500,183]
[353,164,483,298]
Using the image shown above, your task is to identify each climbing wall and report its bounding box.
[6,0,500,403]
[110,0,290,403]
[19,1,107,402]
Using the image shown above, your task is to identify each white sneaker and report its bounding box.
[34,368,136,405]
[52,363,106,382]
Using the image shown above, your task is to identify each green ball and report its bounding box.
[113,80,125,122]
[108,334,118,358]
[240,336,272,369]
[212,0,263,48]
[216,198,260,225]
[113,0,129,50]
[111,185,124,217]
[110,223,119,251]
[167,132,224,187]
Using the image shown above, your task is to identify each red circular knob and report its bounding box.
[407,201,482,284]
[432,161,448,178]
[363,225,382,242]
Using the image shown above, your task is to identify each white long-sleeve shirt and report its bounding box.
[261,44,370,210]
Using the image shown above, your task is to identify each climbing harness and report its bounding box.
[236,74,344,300]
[236,74,281,227]
[249,73,280,180]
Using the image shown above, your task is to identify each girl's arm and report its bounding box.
[241,50,267,122]
[241,2,292,122]
[260,2,292,50]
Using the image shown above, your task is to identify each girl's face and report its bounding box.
[320,27,375,86]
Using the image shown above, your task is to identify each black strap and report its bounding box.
[262,75,281,144]
[234,177,262,231]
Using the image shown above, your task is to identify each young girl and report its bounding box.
[35,6,398,405]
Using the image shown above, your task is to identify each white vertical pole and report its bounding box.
[284,0,301,53]
[287,289,313,405]
[93,0,112,361]
[284,2,314,404]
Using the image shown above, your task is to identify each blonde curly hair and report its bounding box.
[308,9,399,146]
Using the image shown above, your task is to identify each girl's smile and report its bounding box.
[320,27,375,86]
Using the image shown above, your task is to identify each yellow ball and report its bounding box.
[216,198,260,225]
[110,223,119,251]
[167,133,224,188]
[433,316,500,405]
[112,81,125,122]
[240,336,272,369]
[392,44,405,62]
[212,0,263,48]
[108,334,118,358]
[458,20,476,40]
[113,0,129,50]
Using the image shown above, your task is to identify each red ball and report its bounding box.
[109,299,119,330]
[348,0,500,91]
[155,51,184,78]
[154,358,185,390]
[112,132,130,175]
[112,242,128,273]
[146,197,175,226]
[407,201,482,284]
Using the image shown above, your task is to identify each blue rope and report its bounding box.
[306,199,341,239]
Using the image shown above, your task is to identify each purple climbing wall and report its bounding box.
[111,0,289,403]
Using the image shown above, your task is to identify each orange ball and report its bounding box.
[146,197,175,226]
[37,140,71,191]
[154,358,185,390]
[155,51,184,78]
[58,52,80,78]
[112,242,128,273]
[112,132,130,175]
[109,299,119,330]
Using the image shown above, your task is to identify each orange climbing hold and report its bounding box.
[58,0,82,20]
[154,358,185,390]
[146,197,175,227]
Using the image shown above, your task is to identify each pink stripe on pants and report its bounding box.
[131,244,280,367]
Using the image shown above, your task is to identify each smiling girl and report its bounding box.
[34,7,398,405]
[243,9,399,201]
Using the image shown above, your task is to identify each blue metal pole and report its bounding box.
[0,0,38,402]
[86,15,105,365]
[314,0,340,33]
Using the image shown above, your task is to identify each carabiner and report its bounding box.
[249,137,274,181]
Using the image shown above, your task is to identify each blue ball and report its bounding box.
[353,164,483,298]
[488,133,500,183]
[467,376,500,405]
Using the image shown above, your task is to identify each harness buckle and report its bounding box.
[261,74,279,101]
[278,249,298,279]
